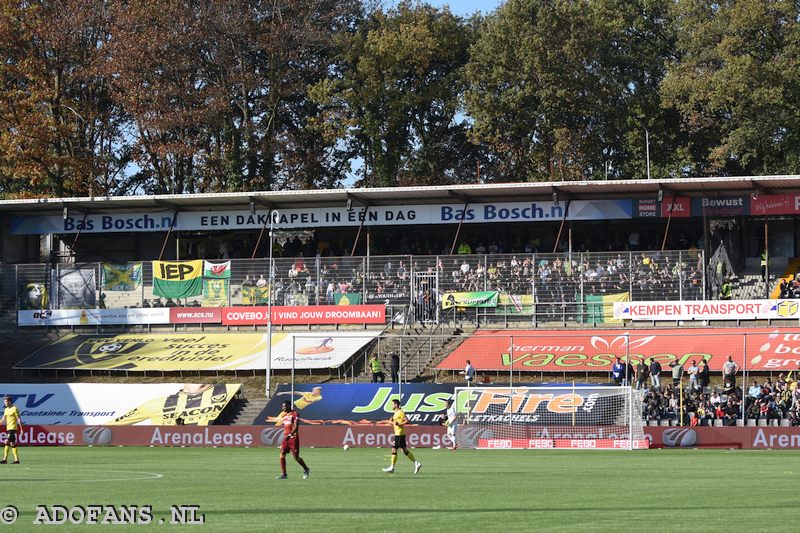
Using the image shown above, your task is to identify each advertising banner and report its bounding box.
[750,194,800,216]
[496,294,534,315]
[435,327,800,372]
[18,308,171,326]
[15,332,379,371]
[614,300,800,321]
[101,263,142,291]
[10,199,634,235]
[661,197,691,218]
[221,305,386,325]
[57,268,97,308]
[0,383,239,425]
[693,196,748,216]
[441,291,499,309]
[169,307,222,324]
[152,260,203,299]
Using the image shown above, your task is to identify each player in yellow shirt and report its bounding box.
[0,396,22,464]
[383,399,421,474]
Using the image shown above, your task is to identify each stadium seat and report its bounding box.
[660,420,670,426]
[746,419,756,427]
[713,419,723,427]
[780,419,791,427]
[757,419,767,426]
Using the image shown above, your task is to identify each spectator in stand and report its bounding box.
[649,358,662,389]
[723,356,739,387]
[370,355,384,383]
[611,358,624,385]
[463,360,475,387]
[686,360,699,390]
[636,359,649,390]
[669,357,684,387]
[624,359,635,387]
[698,360,710,389]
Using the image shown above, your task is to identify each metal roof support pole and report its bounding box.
[661,196,674,251]
[552,199,571,254]
[350,205,369,257]
[158,209,180,261]
[449,200,469,255]
[67,211,89,259]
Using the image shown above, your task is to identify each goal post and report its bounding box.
[453,385,648,450]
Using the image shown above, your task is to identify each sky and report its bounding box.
[383,0,504,16]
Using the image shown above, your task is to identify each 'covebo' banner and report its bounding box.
[0,383,239,425]
[436,328,800,372]
[15,332,379,371]
[222,304,385,325]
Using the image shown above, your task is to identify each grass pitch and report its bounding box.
[0,446,795,531]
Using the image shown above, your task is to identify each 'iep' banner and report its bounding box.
[442,291,499,309]
[152,260,203,299]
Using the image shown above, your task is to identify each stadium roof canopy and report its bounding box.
[0,175,797,215]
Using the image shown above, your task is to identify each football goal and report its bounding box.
[453,385,648,450]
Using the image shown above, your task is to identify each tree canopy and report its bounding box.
[0,0,797,198]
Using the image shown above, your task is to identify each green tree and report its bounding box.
[662,0,800,175]
[312,1,479,187]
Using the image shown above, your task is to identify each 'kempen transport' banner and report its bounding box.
[614,300,800,321]
[14,332,379,371]
[435,328,800,372]
[0,383,239,425]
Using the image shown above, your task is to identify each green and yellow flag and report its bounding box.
[442,291,499,310]
[335,293,362,305]
[152,260,203,299]
[101,263,142,291]
[581,292,629,324]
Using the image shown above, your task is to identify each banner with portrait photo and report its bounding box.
[57,268,97,308]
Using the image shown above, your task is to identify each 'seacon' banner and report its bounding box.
[18,308,170,326]
[442,291,499,309]
[15,332,379,371]
[435,327,800,372]
[614,300,800,321]
[152,260,203,299]
[0,383,239,425]
[222,305,385,325]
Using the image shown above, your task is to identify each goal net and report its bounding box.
[453,386,648,450]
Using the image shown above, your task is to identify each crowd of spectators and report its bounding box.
[629,358,800,426]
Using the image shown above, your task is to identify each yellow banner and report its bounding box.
[106,384,241,426]
[17,333,273,371]
[152,260,203,281]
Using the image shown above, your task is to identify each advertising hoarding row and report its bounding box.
[18,304,386,326]
[15,332,379,371]
[0,383,239,425]
[6,424,800,449]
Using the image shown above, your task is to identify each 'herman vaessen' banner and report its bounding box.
[435,328,800,372]
[613,300,800,321]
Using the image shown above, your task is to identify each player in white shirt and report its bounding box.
[444,398,458,449]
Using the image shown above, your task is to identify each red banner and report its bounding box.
[169,307,222,324]
[221,305,385,325]
[661,197,691,218]
[5,425,800,449]
[436,328,800,372]
[750,194,800,216]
